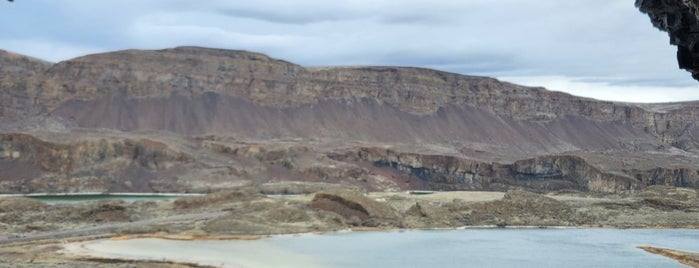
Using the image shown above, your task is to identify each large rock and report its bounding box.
[458,190,577,227]
[309,189,399,227]
[201,198,347,235]
[332,148,657,193]
[637,0,699,81]
[404,201,454,228]
[0,133,193,193]
[635,185,699,211]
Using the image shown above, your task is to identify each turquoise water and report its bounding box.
[81,229,699,267]
[271,229,699,268]
[25,194,187,204]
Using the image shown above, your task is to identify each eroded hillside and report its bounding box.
[1,47,699,193]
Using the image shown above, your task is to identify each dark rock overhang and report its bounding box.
[636,0,699,81]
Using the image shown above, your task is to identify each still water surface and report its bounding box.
[23,194,195,204]
[80,228,699,268]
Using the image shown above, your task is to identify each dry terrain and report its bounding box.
[0,184,697,266]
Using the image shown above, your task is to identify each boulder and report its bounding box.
[404,201,453,228]
[309,189,399,227]
[637,0,699,81]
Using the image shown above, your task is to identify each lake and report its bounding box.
[70,228,699,268]
[10,193,202,204]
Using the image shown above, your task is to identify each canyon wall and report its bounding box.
[2,47,699,145]
[1,47,699,193]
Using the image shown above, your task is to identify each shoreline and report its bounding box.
[639,246,699,267]
[59,228,699,268]
[63,236,325,268]
[2,187,698,267]
[0,192,205,197]
[103,225,699,243]
[61,240,218,268]
[0,224,686,246]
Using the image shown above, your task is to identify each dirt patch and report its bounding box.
[0,197,48,212]
[174,188,263,210]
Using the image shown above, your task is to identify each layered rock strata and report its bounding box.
[0,47,697,145]
[0,133,193,193]
[1,47,699,193]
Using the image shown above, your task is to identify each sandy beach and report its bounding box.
[63,237,324,268]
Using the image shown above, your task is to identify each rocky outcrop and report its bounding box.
[636,0,699,81]
[331,147,646,193]
[635,185,699,211]
[0,133,193,193]
[333,148,497,191]
[460,190,577,227]
[404,201,454,228]
[639,246,699,267]
[0,133,191,174]
[0,50,51,122]
[200,196,347,235]
[309,189,399,227]
[511,156,644,193]
[631,167,699,188]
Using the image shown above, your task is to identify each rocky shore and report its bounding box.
[639,246,699,268]
[1,183,698,267]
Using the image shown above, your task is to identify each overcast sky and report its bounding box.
[1,0,697,102]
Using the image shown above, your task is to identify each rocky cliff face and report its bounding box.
[0,133,193,193]
[636,0,699,81]
[0,50,50,122]
[328,147,695,193]
[0,48,687,135]
[2,47,699,193]
[0,47,696,146]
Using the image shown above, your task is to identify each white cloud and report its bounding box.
[501,76,699,103]
[0,39,105,63]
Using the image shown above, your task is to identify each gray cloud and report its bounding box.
[216,8,354,25]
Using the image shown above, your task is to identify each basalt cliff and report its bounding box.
[2,46,699,194]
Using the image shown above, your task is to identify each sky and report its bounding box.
[1,0,697,103]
